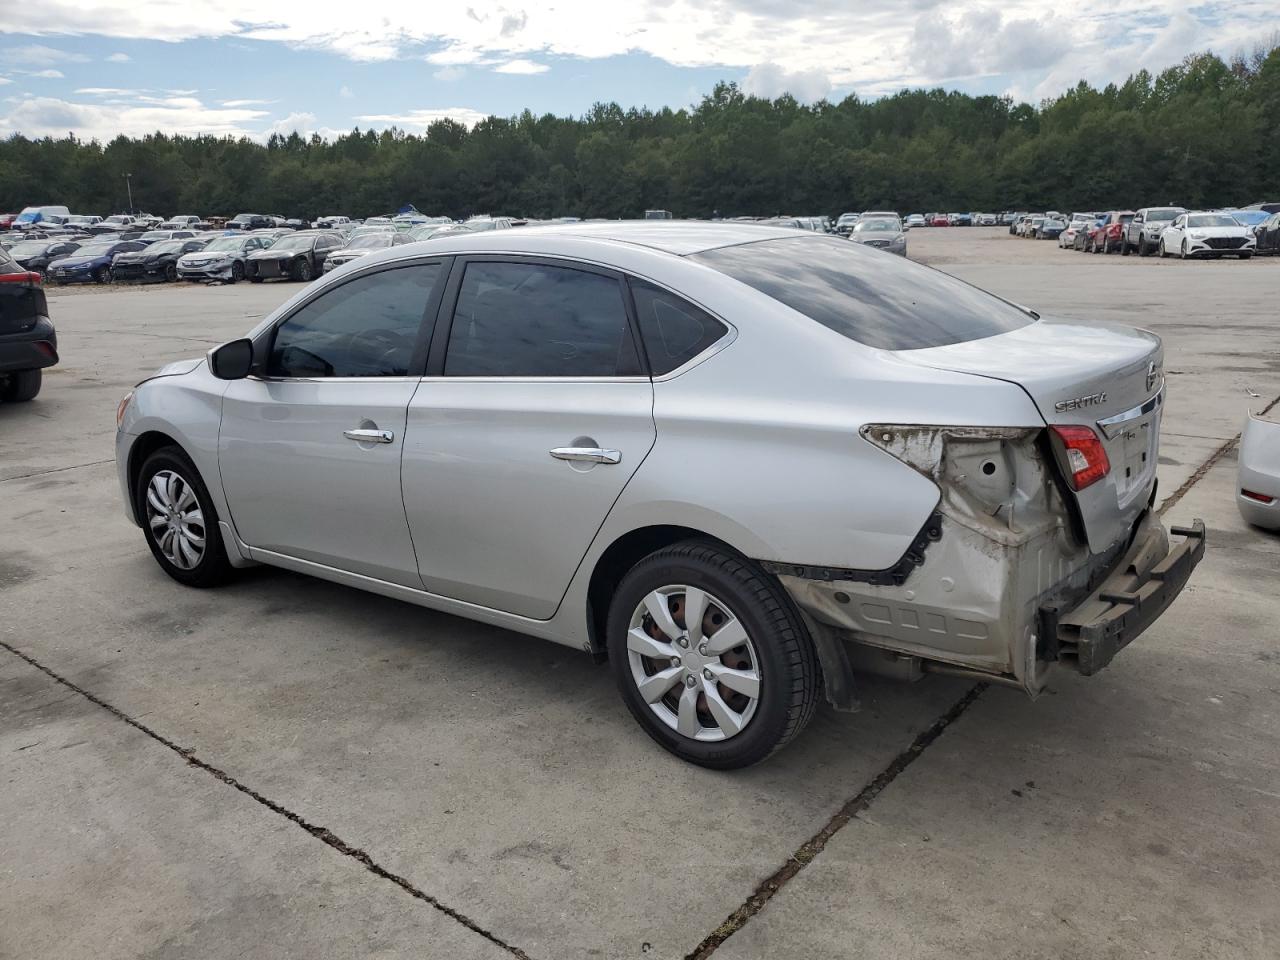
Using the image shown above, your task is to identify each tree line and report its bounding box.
[1,47,1277,220]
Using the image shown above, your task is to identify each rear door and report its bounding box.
[219,260,448,586]
[401,256,656,619]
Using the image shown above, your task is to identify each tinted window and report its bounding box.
[629,279,727,375]
[444,261,638,377]
[269,264,441,377]
[690,237,1034,351]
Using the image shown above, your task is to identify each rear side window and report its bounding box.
[444,261,639,377]
[628,279,727,375]
[269,264,441,377]
[690,237,1033,351]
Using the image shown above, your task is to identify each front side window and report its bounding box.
[268,263,441,378]
[444,261,638,377]
[691,237,1034,351]
[629,279,727,375]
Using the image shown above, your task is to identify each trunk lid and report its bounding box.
[895,317,1163,554]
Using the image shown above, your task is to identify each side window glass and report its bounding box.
[629,279,728,375]
[268,263,441,378]
[444,261,638,377]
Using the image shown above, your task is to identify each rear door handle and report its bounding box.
[550,446,622,465]
[344,428,394,444]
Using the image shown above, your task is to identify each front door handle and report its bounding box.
[344,428,394,444]
[550,446,621,465]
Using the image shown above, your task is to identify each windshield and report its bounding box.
[1187,214,1240,228]
[1146,209,1182,221]
[267,235,314,251]
[854,219,901,233]
[147,241,186,255]
[344,235,391,250]
[203,237,248,252]
[104,216,129,224]
[74,242,118,256]
[11,241,55,256]
[691,236,1033,351]
[1230,211,1269,226]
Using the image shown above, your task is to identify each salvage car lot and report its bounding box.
[2,228,1278,959]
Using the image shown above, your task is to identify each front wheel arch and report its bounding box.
[127,430,187,523]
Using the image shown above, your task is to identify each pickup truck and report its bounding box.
[1122,207,1186,257]
[0,246,57,402]
[1092,211,1135,254]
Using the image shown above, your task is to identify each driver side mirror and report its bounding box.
[209,338,254,380]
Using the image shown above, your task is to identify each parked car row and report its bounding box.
[1031,206,1271,259]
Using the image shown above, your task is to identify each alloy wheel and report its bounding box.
[145,469,206,570]
[626,585,761,742]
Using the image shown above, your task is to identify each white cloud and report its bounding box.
[433,65,466,81]
[0,94,270,140]
[75,87,143,96]
[2,44,90,65]
[221,98,275,107]
[743,63,831,102]
[338,85,354,99]
[354,107,490,130]
[0,2,1269,104]
[0,78,12,87]
[23,69,66,80]
[493,58,550,74]
[106,52,132,62]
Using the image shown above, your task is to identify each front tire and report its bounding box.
[164,262,178,282]
[230,261,244,283]
[1181,241,1188,260]
[292,257,313,281]
[135,447,233,588]
[1,369,41,402]
[607,541,819,769]
[94,266,111,284]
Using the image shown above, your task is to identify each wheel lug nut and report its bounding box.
[698,643,708,656]
[676,636,689,648]
[670,656,681,668]
[685,675,697,688]
[703,668,714,681]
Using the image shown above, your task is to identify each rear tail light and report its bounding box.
[0,270,42,286]
[1052,425,1111,490]
[1241,489,1275,505]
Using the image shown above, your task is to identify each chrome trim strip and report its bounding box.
[1096,386,1163,439]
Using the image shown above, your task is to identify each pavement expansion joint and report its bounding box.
[0,637,538,960]
[684,682,989,960]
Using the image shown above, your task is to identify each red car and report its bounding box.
[1089,211,1135,254]
[930,214,949,226]
[0,213,17,230]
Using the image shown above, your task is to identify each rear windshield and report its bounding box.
[690,236,1034,351]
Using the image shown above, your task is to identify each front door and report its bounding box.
[402,257,655,619]
[219,261,445,587]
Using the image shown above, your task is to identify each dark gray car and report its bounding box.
[245,231,344,282]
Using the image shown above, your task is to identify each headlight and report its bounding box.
[116,390,134,428]
[1188,232,1205,239]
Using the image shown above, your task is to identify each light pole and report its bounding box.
[124,173,134,213]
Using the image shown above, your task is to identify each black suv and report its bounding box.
[0,247,58,402]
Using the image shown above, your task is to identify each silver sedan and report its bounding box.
[115,222,1203,767]
[847,216,907,255]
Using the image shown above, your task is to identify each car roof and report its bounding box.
[446,220,813,256]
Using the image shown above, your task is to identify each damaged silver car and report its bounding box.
[115,223,1204,768]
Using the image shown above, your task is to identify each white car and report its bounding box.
[176,235,273,282]
[1159,212,1256,260]
[1238,411,1280,529]
[115,223,1204,767]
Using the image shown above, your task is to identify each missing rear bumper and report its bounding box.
[1044,518,1205,675]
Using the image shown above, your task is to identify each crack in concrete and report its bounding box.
[0,638,536,960]
[685,682,989,959]
[0,458,116,483]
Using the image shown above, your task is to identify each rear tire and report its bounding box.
[1121,239,1130,256]
[1240,252,1253,260]
[607,541,819,768]
[135,446,234,588]
[1180,241,1188,260]
[1,369,41,402]
[1159,240,1167,258]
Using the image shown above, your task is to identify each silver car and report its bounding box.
[848,216,907,255]
[115,223,1204,768]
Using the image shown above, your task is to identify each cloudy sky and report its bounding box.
[0,1,1273,141]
